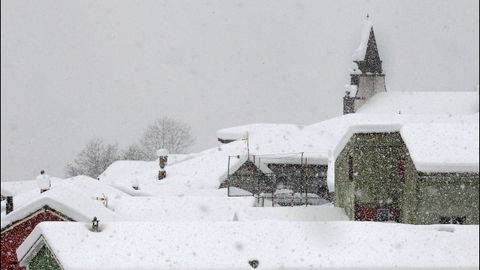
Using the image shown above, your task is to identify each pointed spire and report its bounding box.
[352,15,383,74]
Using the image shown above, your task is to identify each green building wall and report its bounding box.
[335,132,480,225]
[407,172,479,224]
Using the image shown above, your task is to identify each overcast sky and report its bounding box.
[1,0,478,181]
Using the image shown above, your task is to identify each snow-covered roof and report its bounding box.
[156,148,169,156]
[332,123,404,159]
[401,121,479,173]
[1,185,116,230]
[1,176,64,197]
[216,123,304,142]
[357,91,479,115]
[3,175,129,214]
[344,84,358,98]
[99,112,478,196]
[18,221,479,269]
[99,143,249,196]
[236,204,348,222]
[352,19,373,61]
[109,195,255,222]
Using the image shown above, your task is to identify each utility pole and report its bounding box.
[227,156,231,197]
[246,132,250,160]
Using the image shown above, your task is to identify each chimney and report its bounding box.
[6,196,13,214]
[157,149,169,180]
[91,217,100,232]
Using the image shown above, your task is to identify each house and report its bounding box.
[17,221,479,269]
[334,119,479,224]
[0,185,115,270]
[221,155,331,205]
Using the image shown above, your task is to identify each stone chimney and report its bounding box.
[157,149,169,180]
[6,196,13,214]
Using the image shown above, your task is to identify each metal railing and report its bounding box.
[227,172,329,207]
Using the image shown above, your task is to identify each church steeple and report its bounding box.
[343,16,387,115]
[351,15,383,74]
[356,26,382,74]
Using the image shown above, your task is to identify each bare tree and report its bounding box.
[121,143,148,160]
[65,138,120,178]
[139,117,195,160]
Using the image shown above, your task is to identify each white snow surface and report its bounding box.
[156,148,169,156]
[1,185,116,230]
[357,91,479,115]
[352,19,373,61]
[344,84,358,97]
[401,121,479,172]
[236,204,348,222]
[35,174,51,190]
[109,195,255,222]
[1,176,63,197]
[18,221,479,270]
[2,175,129,215]
[216,123,304,142]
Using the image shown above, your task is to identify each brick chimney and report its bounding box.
[157,149,169,180]
[6,196,13,214]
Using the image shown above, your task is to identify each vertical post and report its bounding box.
[305,158,308,207]
[227,156,231,197]
[300,152,304,206]
[246,132,250,160]
[6,196,13,214]
[272,175,275,207]
[256,173,260,205]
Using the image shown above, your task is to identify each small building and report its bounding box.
[334,122,479,224]
[222,155,330,204]
[0,186,115,270]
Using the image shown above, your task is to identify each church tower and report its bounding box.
[343,16,386,114]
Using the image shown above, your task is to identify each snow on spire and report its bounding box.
[352,16,374,61]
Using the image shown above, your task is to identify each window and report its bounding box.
[350,75,359,85]
[377,209,390,222]
[398,158,406,183]
[439,216,466,225]
[348,155,353,181]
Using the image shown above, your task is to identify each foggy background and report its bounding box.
[1,0,479,181]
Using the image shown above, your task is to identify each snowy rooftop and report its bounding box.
[216,123,304,142]
[1,176,64,197]
[357,91,479,115]
[1,185,116,230]
[98,111,479,196]
[110,195,255,222]
[18,221,479,270]
[401,120,479,173]
[2,175,129,215]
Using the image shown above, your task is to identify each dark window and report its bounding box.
[350,75,359,85]
[377,209,390,222]
[348,155,353,181]
[439,216,466,225]
[398,158,406,183]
